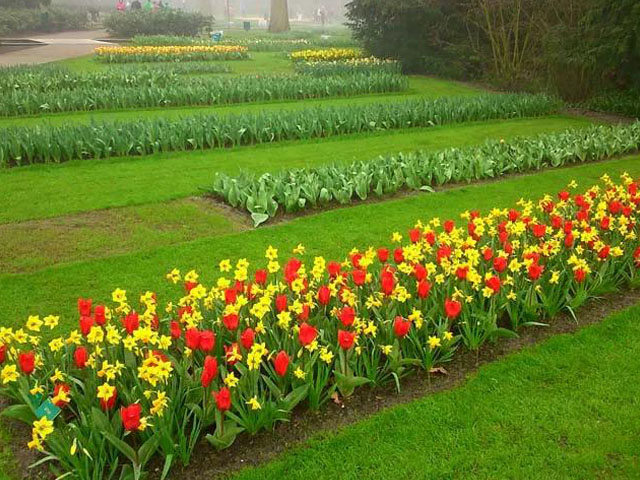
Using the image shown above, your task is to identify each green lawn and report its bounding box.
[0,115,593,224]
[1,155,638,334]
[0,116,593,274]
[231,301,640,480]
[0,43,636,480]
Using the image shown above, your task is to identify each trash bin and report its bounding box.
[243,21,251,31]
[211,31,223,42]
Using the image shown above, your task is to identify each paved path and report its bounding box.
[0,30,113,66]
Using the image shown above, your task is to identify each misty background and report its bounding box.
[49,0,349,22]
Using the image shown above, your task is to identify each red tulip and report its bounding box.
[201,356,218,388]
[413,264,427,281]
[598,246,610,260]
[351,253,363,269]
[101,387,118,411]
[558,190,570,201]
[393,316,411,338]
[317,285,331,305]
[393,248,404,264]
[222,313,239,331]
[199,330,216,352]
[352,269,366,286]
[19,351,35,375]
[184,281,198,293]
[53,383,71,408]
[444,220,455,233]
[574,268,586,283]
[417,279,431,299]
[377,248,389,263]
[185,328,201,350]
[121,404,142,431]
[493,257,507,273]
[94,305,106,326]
[213,387,231,412]
[328,261,341,278]
[381,269,395,296]
[338,306,355,327]
[79,315,94,336]
[224,288,237,305]
[74,346,89,369]
[483,248,493,261]
[275,295,288,313]
[532,224,547,238]
[485,276,501,293]
[122,312,139,335]
[298,304,310,321]
[337,330,356,350]
[444,298,462,319]
[240,328,255,350]
[170,321,182,339]
[77,298,92,317]
[409,228,421,243]
[424,231,436,245]
[298,322,317,346]
[254,269,268,285]
[528,263,544,281]
[274,350,290,377]
[0,344,5,364]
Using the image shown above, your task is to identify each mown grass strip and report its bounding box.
[0,116,593,224]
[1,155,638,332]
[231,302,640,480]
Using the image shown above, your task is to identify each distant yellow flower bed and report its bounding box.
[94,45,250,63]
[290,47,363,62]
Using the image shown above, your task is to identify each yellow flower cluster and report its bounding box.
[290,47,363,62]
[95,45,248,56]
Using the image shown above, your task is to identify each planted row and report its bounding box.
[0,63,231,93]
[0,93,560,167]
[581,90,640,119]
[131,35,358,51]
[290,48,363,63]
[0,72,408,116]
[94,45,249,63]
[208,122,640,226]
[294,57,401,76]
[1,175,639,479]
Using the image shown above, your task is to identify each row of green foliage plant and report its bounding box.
[0,63,231,94]
[208,122,640,226]
[294,58,401,76]
[581,90,640,119]
[0,65,219,94]
[0,93,559,167]
[0,72,408,116]
[130,34,358,51]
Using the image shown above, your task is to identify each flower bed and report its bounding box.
[94,45,249,63]
[294,57,401,76]
[208,122,640,225]
[290,48,363,63]
[0,72,408,116]
[0,93,558,167]
[1,174,639,479]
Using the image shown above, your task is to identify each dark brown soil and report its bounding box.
[3,288,640,480]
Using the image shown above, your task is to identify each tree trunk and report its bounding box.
[269,0,290,32]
